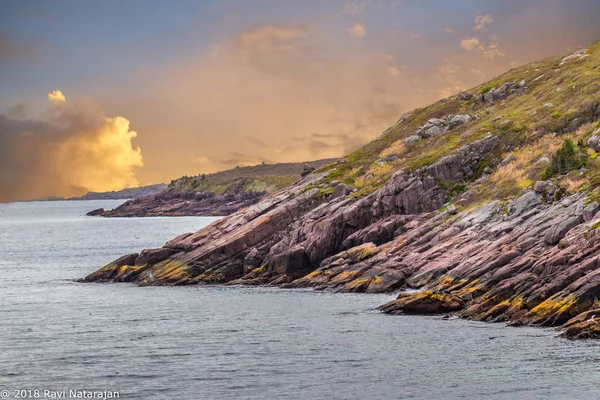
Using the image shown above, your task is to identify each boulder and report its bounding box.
[534,180,557,195]
[264,244,311,279]
[404,135,422,144]
[135,248,175,266]
[583,202,600,222]
[243,248,262,274]
[447,114,473,129]
[508,191,541,217]
[379,291,465,315]
[301,164,316,177]
[419,124,446,138]
[114,253,139,267]
[383,153,399,162]
[457,91,473,101]
[499,154,516,167]
[544,216,583,245]
[332,183,353,199]
[560,309,600,339]
[587,130,600,152]
[86,208,105,216]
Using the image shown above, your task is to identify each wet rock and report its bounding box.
[560,309,600,339]
[380,291,465,315]
[86,208,105,216]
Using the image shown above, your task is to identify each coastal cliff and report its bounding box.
[83,44,600,339]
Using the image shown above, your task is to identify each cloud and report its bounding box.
[474,14,493,31]
[483,42,505,59]
[460,36,505,59]
[0,91,143,202]
[48,89,66,105]
[409,31,421,39]
[444,28,456,34]
[113,23,427,178]
[236,25,307,59]
[460,37,483,51]
[349,23,366,38]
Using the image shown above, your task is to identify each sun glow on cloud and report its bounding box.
[0,91,143,201]
[48,89,66,105]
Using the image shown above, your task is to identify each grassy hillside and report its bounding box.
[168,159,336,195]
[318,41,600,207]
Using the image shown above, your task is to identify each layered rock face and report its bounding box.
[82,130,600,339]
[82,45,600,339]
[83,134,496,282]
[88,187,266,217]
[88,159,335,217]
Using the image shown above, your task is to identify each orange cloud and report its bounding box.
[460,37,483,51]
[461,36,505,59]
[48,89,66,105]
[0,92,143,201]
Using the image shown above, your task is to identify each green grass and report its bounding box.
[316,41,600,208]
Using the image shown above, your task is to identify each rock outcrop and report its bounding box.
[88,187,266,217]
[475,81,527,106]
[87,159,336,217]
[82,43,600,340]
[81,132,600,339]
[415,114,477,138]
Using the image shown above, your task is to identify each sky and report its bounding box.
[1,0,600,201]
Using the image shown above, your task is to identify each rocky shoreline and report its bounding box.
[81,134,600,340]
[81,46,600,340]
[87,160,334,217]
[87,187,265,217]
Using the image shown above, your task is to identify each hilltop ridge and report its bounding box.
[83,43,600,339]
[88,159,335,217]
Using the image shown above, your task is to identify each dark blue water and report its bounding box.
[1,201,599,400]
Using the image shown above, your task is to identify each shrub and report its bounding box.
[541,138,588,179]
